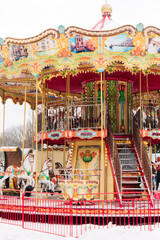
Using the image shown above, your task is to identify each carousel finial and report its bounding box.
[101,1,112,17]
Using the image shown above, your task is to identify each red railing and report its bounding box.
[107,116,122,197]
[132,115,152,194]
[1,190,160,237]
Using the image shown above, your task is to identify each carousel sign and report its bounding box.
[140,129,160,140]
[75,129,97,139]
[47,131,63,140]
[75,129,107,139]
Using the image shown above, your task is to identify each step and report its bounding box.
[117,148,134,150]
[122,188,147,191]
[116,143,132,145]
[119,153,135,155]
[122,170,141,173]
[122,181,144,184]
[120,158,137,160]
[121,164,138,166]
[122,175,143,178]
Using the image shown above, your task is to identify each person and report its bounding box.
[154,157,160,190]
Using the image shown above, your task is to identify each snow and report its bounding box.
[0,222,160,240]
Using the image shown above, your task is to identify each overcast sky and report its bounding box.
[0,0,160,132]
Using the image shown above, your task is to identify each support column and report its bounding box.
[41,76,45,169]
[103,71,106,128]
[140,70,142,129]
[22,79,27,164]
[155,145,157,163]
[139,70,143,164]
[52,146,54,173]
[150,139,152,163]
[2,92,5,168]
[32,109,34,151]
[35,77,38,200]
[66,74,70,130]
[63,137,66,168]
[47,142,48,159]
[100,72,104,197]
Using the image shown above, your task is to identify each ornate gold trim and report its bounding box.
[5,29,60,46]
[65,25,137,38]
[143,26,160,37]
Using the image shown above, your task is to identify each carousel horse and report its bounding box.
[38,158,61,193]
[1,154,35,193]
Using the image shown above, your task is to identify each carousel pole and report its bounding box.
[63,138,66,168]
[46,84,49,160]
[146,75,149,99]
[65,74,70,169]
[139,70,143,163]
[52,146,54,173]
[22,77,27,164]
[100,71,104,171]
[103,71,106,128]
[67,74,70,130]
[35,77,38,200]
[41,75,44,168]
[47,142,48,159]
[140,70,142,129]
[155,144,157,163]
[2,92,5,167]
[32,109,34,151]
[150,138,152,163]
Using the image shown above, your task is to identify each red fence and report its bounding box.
[0,190,160,237]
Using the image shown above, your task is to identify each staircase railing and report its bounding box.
[132,115,152,193]
[107,115,122,197]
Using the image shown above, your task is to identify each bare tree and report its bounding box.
[0,118,35,148]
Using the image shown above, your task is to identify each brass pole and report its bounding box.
[22,79,27,164]
[155,144,156,163]
[140,71,142,129]
[41,78,44,169]
[103,71,106,128]
[150,138,152,163]
[146,75,149,99]
[2,102,5,147]
[35,77,38,200]
[44,83,46,133]
[67,74,70,130]
[47,142,48,159]
[2,94,5,166]
[32,109,34,151]
[63,138,66,168]
[100,72,104,164]
[52,146,54,173]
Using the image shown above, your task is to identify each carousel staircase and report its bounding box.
[114,135,149,199]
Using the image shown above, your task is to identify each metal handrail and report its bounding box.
[132,115,152,194]
[45,97,107,131]
[107,115,122,195]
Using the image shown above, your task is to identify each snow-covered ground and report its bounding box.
[0,223,160,240]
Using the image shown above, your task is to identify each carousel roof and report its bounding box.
[0,2,160,106]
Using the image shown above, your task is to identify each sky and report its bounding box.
[0,0,160,132]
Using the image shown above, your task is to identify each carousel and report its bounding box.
[0,1,160,204]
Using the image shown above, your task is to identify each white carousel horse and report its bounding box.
[1,154,35,192]
[38,158,61,193]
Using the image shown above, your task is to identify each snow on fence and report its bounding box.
[0,190,160,237]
